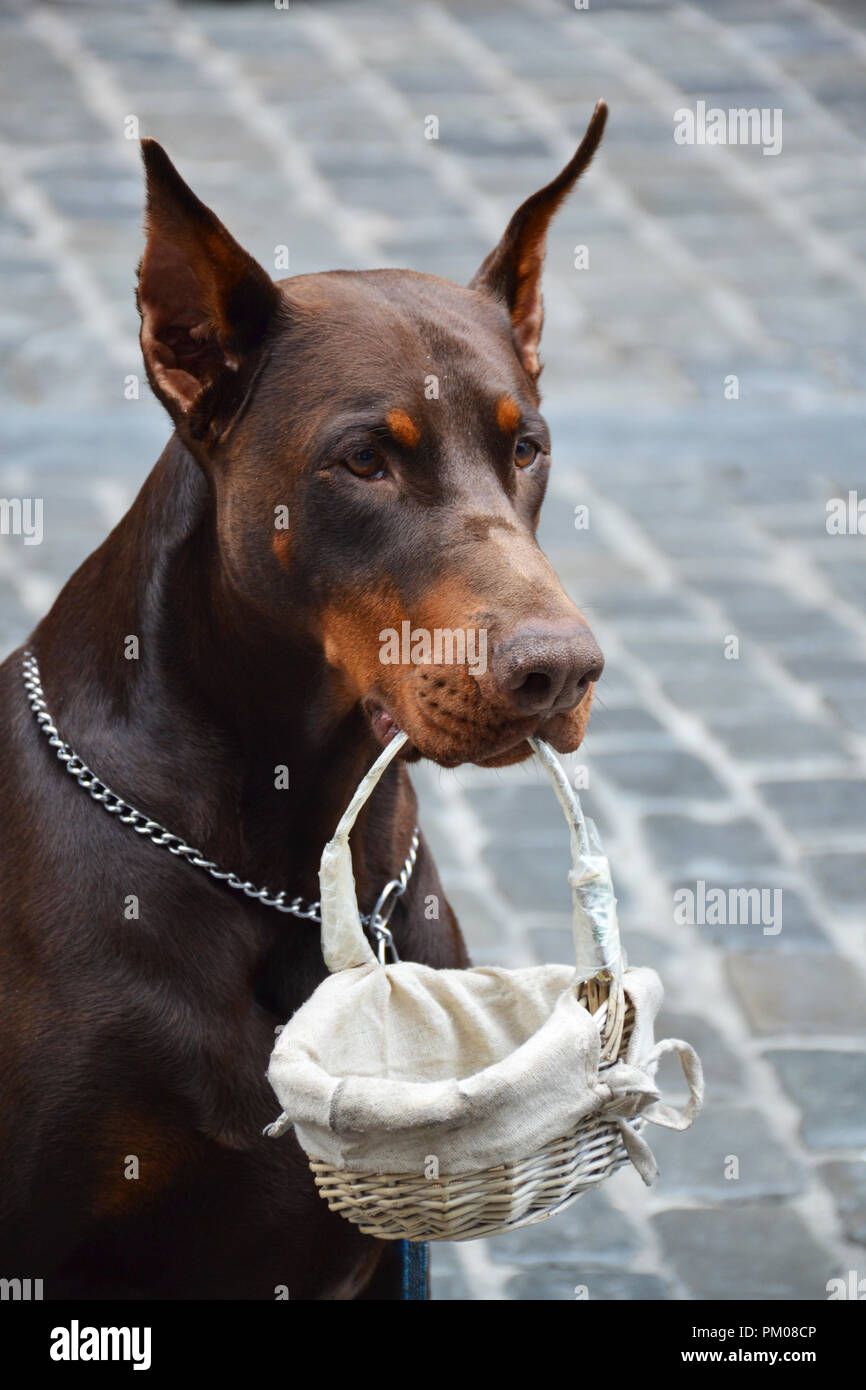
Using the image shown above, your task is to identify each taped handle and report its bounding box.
[319,732,409,972]
[529,738,624,984]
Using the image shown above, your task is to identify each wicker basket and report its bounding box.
[266,736,702,1243]
[309,982,636,1241]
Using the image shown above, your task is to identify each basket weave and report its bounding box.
[311,982,636,1241]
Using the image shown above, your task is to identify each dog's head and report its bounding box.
[137,104,607,768]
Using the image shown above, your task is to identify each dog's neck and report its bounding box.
[32,435,413,905]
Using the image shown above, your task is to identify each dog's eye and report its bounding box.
[514,438,539,469]
[345,448,386,479]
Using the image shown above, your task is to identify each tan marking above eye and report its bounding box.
[496,395,522,434]
[386,408,420,448]
[272,531,292,569]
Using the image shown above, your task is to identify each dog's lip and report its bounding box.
[464,712,573,764]
[474,738,531,765]
[364,692,516,764]
[535,708,587,755]
[362,697,586,765]
[363,696,408,751]
[378,712,533,768]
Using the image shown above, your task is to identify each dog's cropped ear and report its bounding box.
[137,140,281,440]
[469,101,607,380]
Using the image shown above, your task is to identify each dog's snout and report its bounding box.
[488,626,604,717]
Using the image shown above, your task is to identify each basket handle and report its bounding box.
[529,737,624,985]
[319,732,410,972]
[318,731,624,983]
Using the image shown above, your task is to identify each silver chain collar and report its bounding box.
[21,650,419,956]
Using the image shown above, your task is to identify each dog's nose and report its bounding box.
[487,625,604,717]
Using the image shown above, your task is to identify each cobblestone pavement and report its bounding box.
[1,0,865,1301]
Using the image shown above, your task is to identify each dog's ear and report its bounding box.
[137,140,281,440]
[469,101,607,380]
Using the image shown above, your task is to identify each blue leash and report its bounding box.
[399,1240,429,1300]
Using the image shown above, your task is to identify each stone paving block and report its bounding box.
[620,919,678,965]
[643,815,781,878]
[661,672,787,721]
[653,1206,837,1301]
[33,163,140,226]
[625,636,759,683]
[528,923,574,966]
[328,166,453,214]
[0,66,103,148]
[650,1103,805,1203]
[584,706,670,740]
[537,502,614,554]
[693,585,854,653]
[638,516,767,561]
[758,778,866,837]
[727,954,866,1036]
[507,1265,670,1302]
[825,694,866,736]
[490,1188,641,1268]
[572,588,696,625]
[590,748,727,800]
[769,618,864,661]
[469,781,611,853]
[427,883,507,964]
[802,849,866,911]
[767,1050,866,1150]
[430,1243,473,1301]
[481,840,587,914]
[819,1161,866,1247]
[708,718,848,763]
[441,128,552,161]
[818,558,866,607]
[783,654,866,694]
[376,63,488,98]
[563,566,650,615]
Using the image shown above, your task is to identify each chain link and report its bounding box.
[21,650,419,934]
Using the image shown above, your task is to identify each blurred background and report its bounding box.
[1,0,865,1300]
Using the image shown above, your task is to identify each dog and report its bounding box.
[0,102,607,1299]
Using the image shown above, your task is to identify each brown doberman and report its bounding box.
[0,102,607,1299]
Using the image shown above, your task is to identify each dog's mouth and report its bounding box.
[362,695,589,768]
